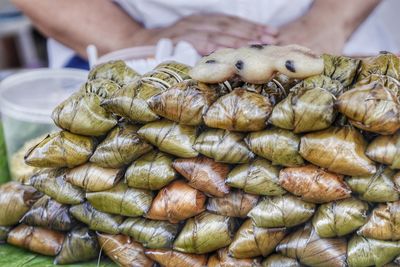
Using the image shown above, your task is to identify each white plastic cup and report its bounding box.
[0,68,88,174]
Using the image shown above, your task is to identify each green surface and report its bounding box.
[0,122,10,184]
[0,244,117,267]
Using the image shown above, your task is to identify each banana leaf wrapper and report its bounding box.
[80,78,121,99]
[148,79,220,125]
[138,119,198,158]
[172,156,230,197]
[145,249,208,267]
[277,224,347,267]
[24,131,96,168]
[7,224,65,256]
[125,150,177,190]
[90,123,152,168]
[248,194,315,228]
[355,74,400,92]
[194,128,255,163]
[294,74,344,97]
[101,80,162,123]
[207,189,258,218]
[173,212,236,254]
[86,182,153,217]
[70,202,123,234]
[52,92,117,136]
[20,195,77,231]
[29,168,85,205]
[262,254,302,267]
[0,182,41,226]
[146,180,206,223]
[358,201,400,240]
[322,54,360,87]
[245,128,303,167]
[101,61,190,123]
[269,87,336,133]
[347,235,400,267]
[357,52,400,81]
[226,158,285,196]
[208,248,262,267]
[88,60,139,86]
[336,80,400,135]
[204,88,272,132]
[97,233,154,267]
[346,166,400,202]
[312,197,368,238]
[54,227,99,264]
[279,164,351,203]
[0,226,11,243]
[242,73,297,106]
[229,219,286,258]
[65,162,123,192]
[299,126,376,176]
[366,132,400,169]
[119,217,179,249]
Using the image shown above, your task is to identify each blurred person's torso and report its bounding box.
[49,0,399,68]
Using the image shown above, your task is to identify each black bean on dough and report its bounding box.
[205,59,216,64]
[285,60,296,73]
[235,60,244,70]
[249,44,264,49]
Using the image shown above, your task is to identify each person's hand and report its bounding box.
[277,16,347,54]
[132,14,278,55]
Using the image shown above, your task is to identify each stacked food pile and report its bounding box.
[1,44,400,267]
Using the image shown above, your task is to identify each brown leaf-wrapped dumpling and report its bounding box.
[357,52,400,81]
[148,79,220,125]
[279,164,351,203]
[0,182,42,226]
[226,158,286,196]
[366,132,400,169]
[97,233,154,267]
[146,180,206,223]
[172,156,230,197]
[346,166,400,202]
[204,88,272,132]
[347,235,400,267]
[312,197,368,238]
[138,119,198,158]
[125,150,177,190]
[24,131,96,168]
[194,128,255,163]
[299,126,376,176]
[358,201,400,240]
[90,123,152,168]
[229,219,286,258]
[207,189,258,218]
[29,169,85,205]
[269,86,336,133]
[88,60,139,86]
[208,248,262,267]
[173,212,236,254]
[277,224,347,267]
[245,128,304,167]
[322,54,360,87]
[20,195,77,231]
[7,224,65,256]
[336,78,400,135]
[248,194,315,228]
[86,182,153,217]
[52,92,117,136]
[65,162,123,192]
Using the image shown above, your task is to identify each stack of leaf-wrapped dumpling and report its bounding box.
[2,47,400,267]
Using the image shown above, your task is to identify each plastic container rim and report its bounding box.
[0,68,88,123]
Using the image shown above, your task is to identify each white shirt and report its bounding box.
[48,0,400,68]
